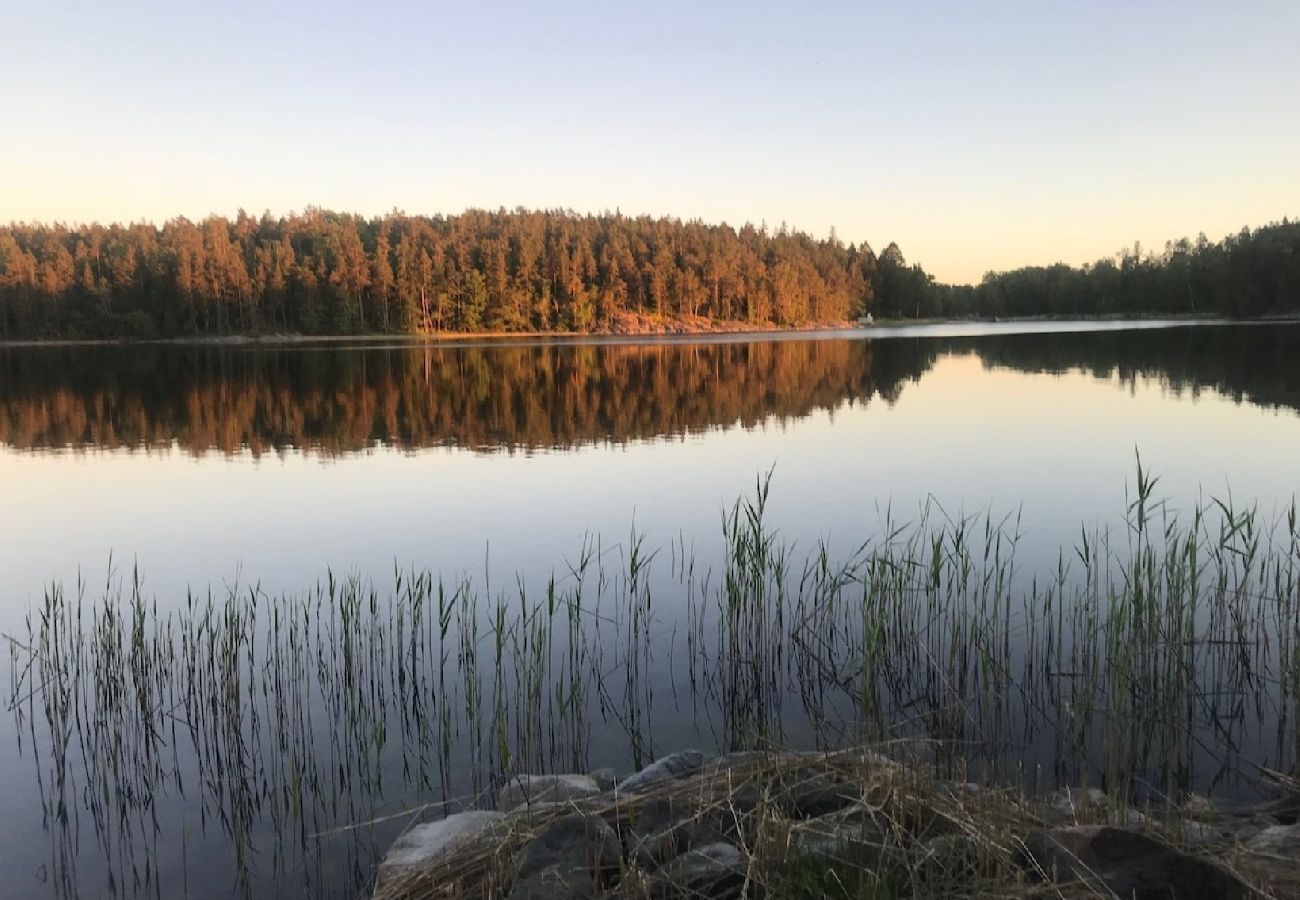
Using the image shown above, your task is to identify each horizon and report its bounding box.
[4,1,1299,284]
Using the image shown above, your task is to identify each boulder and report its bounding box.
[784,804,887,867]
[1238,823,1300,897]
[1021,825,1248,900]
[777,771,861,819]
[1246,823,1300,857]
[1045,786,1109,822]
[376,811,507,886]
[506,865,597,900]
[506,813,621,898]
[1256,792,1300,825]
[499,773,602,811]
[1180,794,1217,818]
[629,817,734,869]
[914,833,983,885]
[616,794,743,868]
[647,842,747,899]
[618,750,706,794]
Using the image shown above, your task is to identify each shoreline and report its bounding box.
[371,746,1300,900]
[3,312,1297,350]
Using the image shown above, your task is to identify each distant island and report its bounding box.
[0,209,1296,341]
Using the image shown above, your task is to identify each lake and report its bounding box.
[3,320,1299,898]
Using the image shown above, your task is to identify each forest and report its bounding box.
[0,208,1297,339]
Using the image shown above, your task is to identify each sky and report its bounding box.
[2,0,1298,284]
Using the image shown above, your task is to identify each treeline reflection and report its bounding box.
[962,325,1300,412]
[0,325,1294,456]
[0,339,928,455]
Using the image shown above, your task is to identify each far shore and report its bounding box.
[3,311,1296,350]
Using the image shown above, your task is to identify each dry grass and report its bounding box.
[370,745,1296,900]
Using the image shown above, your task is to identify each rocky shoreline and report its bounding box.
[373,747,1299,899]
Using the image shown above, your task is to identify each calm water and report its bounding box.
[3,320,1300,898]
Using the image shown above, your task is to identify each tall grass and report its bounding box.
[5,470,1298,897]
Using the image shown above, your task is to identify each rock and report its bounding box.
[619,795,692,838]
[1021,825,1248,900]
[778,771,861,819]
[1181,794,1217,818]
[629,817,734,869]
[1210,792,1300,825]
[618,750,706,794]
[784,804,887,867]
[710,749,820,774]
[506,813,621,899]
[1175,818,1235,849]
[1045,786,1109,822]
[1246,823,1300,857]
[1257,793,1300,825]
[915,833,982,884]
[506,865,597,900]
[376,811,507,886]
[1118,807,1153,828]
[647,842,747,899]
[499,773,602,811]
[618,795,741,868]
[589,767,617,791]
[1237,822,1300,898]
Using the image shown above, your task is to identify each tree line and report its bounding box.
[0,208,1296,339]
[876,219,1300,321]
[0,209,876,339]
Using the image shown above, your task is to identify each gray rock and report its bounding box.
[915,833,982,884]
[710,749,818,773]
[1181,794,1217,818]
[1204,792,1299,825]
[506,865,597,900]
[499,773,602,811]
[778,771,861,819]
[376,811,507,885]
[648,842,747,899]
[589,767,617,791]
[629,817,734,869]
[1021,825,1248,900]
[518,813,621,878]
[1246,823,1300,857]
[1257,793,1300,825]
[1118,807,1154,828]
[1175,818,1236,849]
[618,750,706,794]
[785,804,887,867]
[1045,786,1109,822]
[617,794,742,868]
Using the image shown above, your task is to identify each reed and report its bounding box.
[5,468,1298,897]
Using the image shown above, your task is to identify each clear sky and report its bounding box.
[3,0,1298,284]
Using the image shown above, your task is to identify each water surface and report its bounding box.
[3,320,1299,898]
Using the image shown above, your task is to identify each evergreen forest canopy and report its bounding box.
[0,208,1296,340]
